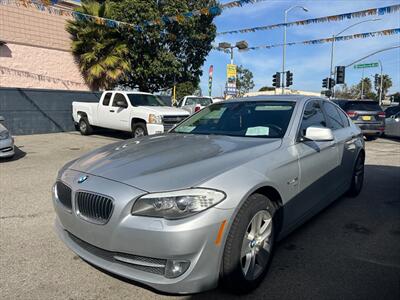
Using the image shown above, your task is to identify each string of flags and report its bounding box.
[217,4,400,35]
[0,66,87,87]
[0,0,269,32]
[214,28,400,52]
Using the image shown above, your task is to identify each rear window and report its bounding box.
[185,97,213,106]
[344,101,382,111]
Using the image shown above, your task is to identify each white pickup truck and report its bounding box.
[177,96,214,114]
[72,91,190,138]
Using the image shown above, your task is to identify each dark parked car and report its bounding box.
[333,99,385,140]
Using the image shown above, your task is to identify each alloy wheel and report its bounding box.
[354,156,364,192]
[134,127,145,137]
[240,210,273,280]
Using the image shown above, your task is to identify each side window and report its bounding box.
[299,100,327,136]
[323,102,345,130]
[336,107,350,127]
[102,93,112,106]
[112,93,127,107]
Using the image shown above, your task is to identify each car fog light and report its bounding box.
[165,260,190,278]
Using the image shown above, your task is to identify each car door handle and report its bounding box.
[109,110,115,113]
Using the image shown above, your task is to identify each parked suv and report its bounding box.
[333,99,385,140]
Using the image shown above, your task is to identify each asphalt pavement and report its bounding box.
[0,132,399,300]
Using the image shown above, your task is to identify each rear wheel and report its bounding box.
[348,153,365,197]
[222,194,276,294]
[132,122,147,138]
[79,118,93,135]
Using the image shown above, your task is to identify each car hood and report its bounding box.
[140,106,189,116]
[68,134,281,191]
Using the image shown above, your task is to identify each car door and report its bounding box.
[108,93,131,131]
[386,112,400,136]
[288,100,340,225]
[322,101,357,189]
[97,92,113,127]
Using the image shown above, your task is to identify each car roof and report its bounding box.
[226,95,316,104]
[103,90,153,95]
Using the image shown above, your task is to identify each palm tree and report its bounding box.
[67,1,130,90]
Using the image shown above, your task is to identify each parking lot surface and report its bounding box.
[1,132,399,300]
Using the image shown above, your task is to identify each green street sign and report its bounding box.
[354,62,379,69]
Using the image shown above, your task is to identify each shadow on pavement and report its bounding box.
[0,146,26,163]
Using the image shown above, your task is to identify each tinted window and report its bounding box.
[112,93,127,107]
[127,94,166,106]
[299,100,327,136]
[385,106,400,117]
[173,101,296,138]
[323,102,344,130]
[344,101,382,111]
[102,93,112,106]
[336,107,350,127]
[185,97,213,106]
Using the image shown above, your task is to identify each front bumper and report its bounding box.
[53,169,234,294]
[0,137,15,158]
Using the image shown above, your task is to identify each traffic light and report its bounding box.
[374,74,380,87]
[335,66,345,84]
[328,78,335,89]
[286,71,293,87]
[272,72,281,88]
[322,78,328,88]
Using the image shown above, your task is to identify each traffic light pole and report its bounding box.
[329,35,335,98]
[378,60,383,105]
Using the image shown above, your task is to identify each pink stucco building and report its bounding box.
[0,0,90,90]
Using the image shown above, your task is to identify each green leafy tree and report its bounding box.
[236,65,255,96]
[355,77,376,99]
[109,0,217,92]
[374,74,393,100]
[67,1,130,90]
[175,81,201,101]
[334,84,358,99]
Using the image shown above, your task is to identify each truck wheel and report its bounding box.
[222,194,276,294]
[79,118,93,135]
[132,123,147,138]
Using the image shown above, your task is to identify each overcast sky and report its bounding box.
[200,0,400,97]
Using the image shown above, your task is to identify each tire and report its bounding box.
[347,153,365,197]
[74,123,80,131]
[78,118,93,135]
[222,193,277,294]
[132,122,147,138]
[365,136,377,141]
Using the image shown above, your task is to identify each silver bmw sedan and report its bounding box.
[53,95,365,294]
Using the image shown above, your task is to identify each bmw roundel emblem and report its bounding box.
[78,175,88,184]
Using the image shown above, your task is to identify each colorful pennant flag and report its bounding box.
[217,4,400,35]
[214,28,400,51]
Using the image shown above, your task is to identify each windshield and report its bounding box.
[127,94,166,106]
[185,97,213,106]
[344,101,382,111]
[173,101,295,138]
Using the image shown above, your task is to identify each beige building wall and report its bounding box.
[0,2,89,90]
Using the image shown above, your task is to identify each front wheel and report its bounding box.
[222,194,276,294]
[348,153,365,197]
[132,123,148,138]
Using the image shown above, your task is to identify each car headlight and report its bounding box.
[148,114,163,124]
[131,188,226,219]
[0,130,9,140]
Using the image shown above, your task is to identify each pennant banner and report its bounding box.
[217,4,400,35]
[0,66,86,87]
[214,28,400,52]
[0,0,270,32]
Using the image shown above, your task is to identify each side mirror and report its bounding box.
[304,126,334,142]
[116,100,127,108]
[0,116,4,122]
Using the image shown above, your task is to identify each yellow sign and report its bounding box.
[226,64,237,83]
